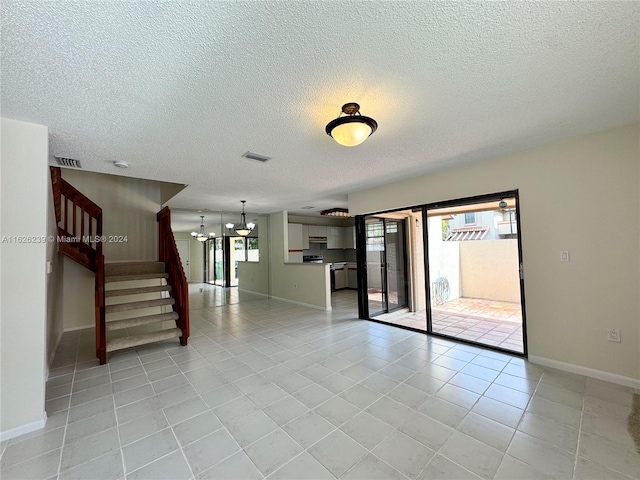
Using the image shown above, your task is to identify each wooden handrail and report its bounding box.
[157,207,190,345]
[50,167,106,363]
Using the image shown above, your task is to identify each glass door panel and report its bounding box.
[365,217,386,316]
[385,220,408,312]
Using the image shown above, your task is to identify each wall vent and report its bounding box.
[241,151,271,163]
[55,157,82,168]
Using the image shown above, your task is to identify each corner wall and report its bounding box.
[238,215,270,295]
[350,124,640,383]
[0,118,49,438]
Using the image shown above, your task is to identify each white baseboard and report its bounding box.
[0,412,47,442]
[237,289,270,298]
[269,295,332,311]
[528,355,640,389]
[64,324,93,332]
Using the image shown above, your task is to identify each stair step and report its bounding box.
[105,273,169,283]
[105,261,165,276]
[106,328,182,353]
[106,312,179,331]
[105,297,174,313]
[105,285,172,297]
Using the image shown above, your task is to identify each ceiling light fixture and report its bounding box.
[325,103,377,147]
[191,215,215,242]
[321,208,351,217]
[235,201,254,237]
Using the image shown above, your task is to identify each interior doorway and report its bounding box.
[175,239,190,280]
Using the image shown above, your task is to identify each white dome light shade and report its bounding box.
[325,103,377,147]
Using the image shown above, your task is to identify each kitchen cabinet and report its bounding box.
[343,226,355,249]
[334,266,346,289]
[288,223,303,253]
[346,265,357,289]
[327,226,344,249]
[308,225,327,237]
[302,225,310,250]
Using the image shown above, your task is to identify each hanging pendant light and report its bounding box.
[325,102,378,147]
[234,201,254,237]
[191,215,215,242]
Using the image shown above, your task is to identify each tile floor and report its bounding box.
[376,298,524,354]
[1,285,638,480]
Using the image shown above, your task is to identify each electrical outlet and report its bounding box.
[607,329,621,343]
[559,250,570,262]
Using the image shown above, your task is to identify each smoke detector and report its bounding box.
[113,161,129,168]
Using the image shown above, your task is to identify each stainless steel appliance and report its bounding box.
[303,255,324,264]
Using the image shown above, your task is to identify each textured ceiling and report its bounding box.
[2,2,638,216]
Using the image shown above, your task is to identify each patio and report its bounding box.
[375,298,524,354]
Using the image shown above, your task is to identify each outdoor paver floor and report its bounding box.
[375,298,524,354]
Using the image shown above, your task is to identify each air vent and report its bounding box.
[300,206,315,210]
[242,151,271,163]
[55,157,82,168]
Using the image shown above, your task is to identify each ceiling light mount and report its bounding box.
[325,102,378,147]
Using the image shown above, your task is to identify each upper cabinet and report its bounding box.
[308,225,327,237]
[327,226,344,249]
[343,226,355,249]
[288,223,303,251]
[302,225,310,250]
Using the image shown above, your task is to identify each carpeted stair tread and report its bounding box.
[105,262,166,276]
[105,285,172,297]
[105,297,174,313]
[106,328,182,352]
[105,273,169,283]
[106,312,179,331]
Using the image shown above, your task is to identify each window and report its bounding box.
[234,237,260,262]
[464,212,476,224]
[366,221,385,251]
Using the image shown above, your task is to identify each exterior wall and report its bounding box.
[427,216,461,304]
[459,240,520,303]
[349,124,640,382]
[0,118,49,437]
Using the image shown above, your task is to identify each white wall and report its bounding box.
[0,118,49,437]
[270,212,331,310]
[350,124,640,382]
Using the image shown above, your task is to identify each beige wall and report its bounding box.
[61,169,162,262]
[46,176,65,365]
[270,212,331,309]
[460,240,520,303]
[238,215,270,295]
[173,232,204,283]
[0,118,49,437]
[350,124,640,381]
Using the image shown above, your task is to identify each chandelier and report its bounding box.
[190,216,215,242]
[234,201,255,237]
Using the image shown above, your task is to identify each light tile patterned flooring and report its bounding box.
[392,298,524,353]
[1,286,638,480]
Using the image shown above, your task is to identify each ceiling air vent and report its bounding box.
[242,151,271,163]
[300,206,315,210]
[55,157,82,168]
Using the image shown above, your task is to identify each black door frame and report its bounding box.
[356,189,528,357]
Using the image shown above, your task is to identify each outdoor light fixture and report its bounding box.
[325,102,378,147]
[191,216,215,242]
[234,201,254,237]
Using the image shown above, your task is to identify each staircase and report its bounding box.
[50,167,189,364]
[104,261,184,354]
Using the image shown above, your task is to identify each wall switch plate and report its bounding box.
[46,261,52,274]
[607,329,621,343]
[559,250,570,262]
